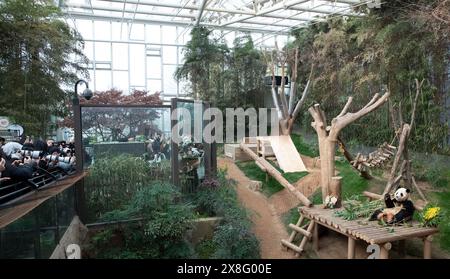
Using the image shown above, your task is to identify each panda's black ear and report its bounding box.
[406,189,411,193]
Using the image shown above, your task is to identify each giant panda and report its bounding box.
[369,187,415,225]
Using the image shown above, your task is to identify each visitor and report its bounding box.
[1,141,23,157]
[0,137,5,147]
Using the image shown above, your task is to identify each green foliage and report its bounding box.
[191,171,260,259]
[176,28,266,110]
[0,0,88,136]
[334,196,384,221]
[290,2,449,154]
[84,154,168,222]
[86,181,195,259]
[291,134,319,157]
[335,160,369,199]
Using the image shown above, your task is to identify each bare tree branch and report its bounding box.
[329,93,390,140]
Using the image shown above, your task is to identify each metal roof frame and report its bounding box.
[62,0,371,35]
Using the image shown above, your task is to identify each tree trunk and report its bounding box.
[319,138,337,202]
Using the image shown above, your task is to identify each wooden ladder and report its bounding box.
[281,214,316,257]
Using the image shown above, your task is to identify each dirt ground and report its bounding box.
[218,155,324,259]
[218,157,296,259]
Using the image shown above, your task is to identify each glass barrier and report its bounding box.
[175,101,206,193]
[80,106,172,222]
[0,186,76,259]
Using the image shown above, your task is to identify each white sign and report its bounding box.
[0,117,10,128]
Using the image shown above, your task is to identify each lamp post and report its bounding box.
[73,79,93,173]
[73,79,93,224]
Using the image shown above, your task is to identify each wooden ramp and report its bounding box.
[258,136,307,173]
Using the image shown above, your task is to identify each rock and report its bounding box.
[249,180,262,192]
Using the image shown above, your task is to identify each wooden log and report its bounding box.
[240,143,312,206]
[412,176,428,203]
[255,161,267,172]
[384,124,410,195]
[313,223,319,251]
[348,237,356,259]
[289,224,312,238]
[379,242,392,259]
[423,235,433,259]
[281,239,303,253]
[299,221,316,251]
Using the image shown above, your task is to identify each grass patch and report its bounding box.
[433,191,450,252]
[283,207,300,229]
[236,161,308,197]
[335,160,369,199]
[291,134,319,157]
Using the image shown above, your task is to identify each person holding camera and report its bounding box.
[1,141,23,157]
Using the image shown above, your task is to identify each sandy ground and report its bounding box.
[218,155,323,259]
[218,157,296,259]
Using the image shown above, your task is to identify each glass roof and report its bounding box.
[62,0,370,35]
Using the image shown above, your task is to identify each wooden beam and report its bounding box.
[240,143,312,206]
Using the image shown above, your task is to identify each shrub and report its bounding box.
[86,181,195,259]
[192,171,260,259]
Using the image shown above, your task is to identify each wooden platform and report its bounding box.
[298,205,438,258]
[0,172,87,229]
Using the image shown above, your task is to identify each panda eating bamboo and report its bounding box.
[370,187,415,225]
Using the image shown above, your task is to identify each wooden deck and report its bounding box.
[0,172,87,229]
[299,205,439,259]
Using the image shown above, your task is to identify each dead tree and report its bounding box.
[266,46,314,135]
[309,93,390,204]
[383,79,427,203]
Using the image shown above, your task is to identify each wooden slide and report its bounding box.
[240,142,312,207]
[258,136,307,173]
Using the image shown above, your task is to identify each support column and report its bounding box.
[313,223,319,251]
[347,237,356,259]
[423,236,433,259]
[380,242,392,259]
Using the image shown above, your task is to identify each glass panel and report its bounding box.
[95,70,112,91]
[112,21,127,40]
[163,65,177,94]
[80,106,172,222]
[163,46,177,64]
[84,41,94,61]
[146,25,161,44]
[176,101,205,193]
[146,56,161,79]
[76,19,93,40]
[147,79,162,94]
[113,71,129,92]
[162,26,177,44]
[130,23,144,41]
[94,42,111,62]
[112,43,128,70]
[0,185,76,259]
[94,21,111,40]
[129,44,145,86]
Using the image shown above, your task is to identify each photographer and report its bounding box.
[1,141,23,157]
[0,149,11,183]
[2,152,34,181]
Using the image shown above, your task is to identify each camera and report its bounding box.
[45,155,75,165]
[18,150,43,159]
